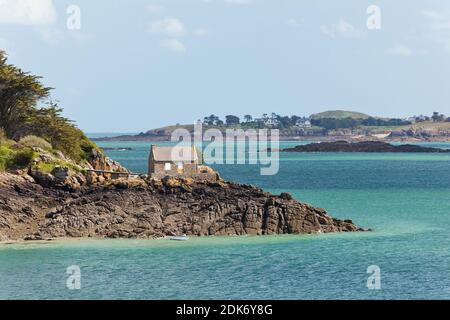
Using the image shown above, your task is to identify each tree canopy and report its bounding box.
[0,51,97,162]
[225,115,240,126]
[0,51,51,138]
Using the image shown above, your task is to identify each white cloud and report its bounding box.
[146,4,164,15]
[193,28,211,36]
[320,20,366,39]
[159,38,186,53]
[149,18,185,37]
[387,44,413,57]
[0,0,56,25]
[287,18,300,28]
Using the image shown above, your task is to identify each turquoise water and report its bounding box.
[1,140,450,299]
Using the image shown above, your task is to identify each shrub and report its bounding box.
[0,145,13,171]
[11,148,37,168]
[33,162,57,173]
[19,135,52,151]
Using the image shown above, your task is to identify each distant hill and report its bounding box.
[310,110,371,120]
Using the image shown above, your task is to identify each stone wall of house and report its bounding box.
[150,161,198,176]
[150,171,218,182]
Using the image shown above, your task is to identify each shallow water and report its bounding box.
[1,140,450,299]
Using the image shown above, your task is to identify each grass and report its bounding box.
[311,110,371,120]
[32,159,86,174]
[33,162,56,173]
[0,140,86,174]
[359,121,450,133]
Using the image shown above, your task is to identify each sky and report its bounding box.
[1,0,450,132]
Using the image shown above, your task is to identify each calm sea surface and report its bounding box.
[1,140,450,299]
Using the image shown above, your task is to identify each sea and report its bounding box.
[1,138,450,300]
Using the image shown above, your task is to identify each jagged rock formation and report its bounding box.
[282,141,450,153]
[0,172,364,241]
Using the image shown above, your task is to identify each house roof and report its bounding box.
[151,145,199,162]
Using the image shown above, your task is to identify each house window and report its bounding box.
[177,162,184,170]
[164,163,172,171]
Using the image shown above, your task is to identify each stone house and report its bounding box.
[148,145,201,178]
[148,145,220,181]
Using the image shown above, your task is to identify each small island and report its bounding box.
[282,141,450,153]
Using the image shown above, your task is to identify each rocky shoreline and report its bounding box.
[0,171,365,241]
[282,141,450,153]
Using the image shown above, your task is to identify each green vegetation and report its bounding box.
[0,50,100,168]
[18,135,52,151]
[0,143,36,171]
[225,115,240,126]
[0,138,86,173]
[140,109,450,141]
[310,110,371,120]
[0,145,12,171]
[1,131,38,171]
[32,161,57,173]
[32,159,85,174]
[12,148,37,168]
[310,117,411,130]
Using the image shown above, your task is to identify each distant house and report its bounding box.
[265,118,279,126]
[415,115,428,122]
[148,145,200,178]
[406,117,417,123]
[295,119,312,128]
[255,118,279,127]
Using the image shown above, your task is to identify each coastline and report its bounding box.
[0,230,373,248]
[92,135,450,143]
[0,171,364,242]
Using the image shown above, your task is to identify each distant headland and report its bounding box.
[92,110,450,143]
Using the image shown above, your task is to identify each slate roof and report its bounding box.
[151,145,199,162]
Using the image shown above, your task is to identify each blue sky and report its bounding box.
[1,0,450,132]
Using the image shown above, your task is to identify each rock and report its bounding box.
[29,169,56,188]
[282,141,450,153]
[88,149,129,173]
[163,177,182,188]
[52,166,71,181]
[24,233,44,241]
[74,173,87,185]
[86,171,98,184]
[0,172,366,241]
[280,192,293,200]
[97,175,106,184]
[114,180,129,189]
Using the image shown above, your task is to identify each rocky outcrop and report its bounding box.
[88,149,129,173]
[0,172,365,241]
[282,141,450,153]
